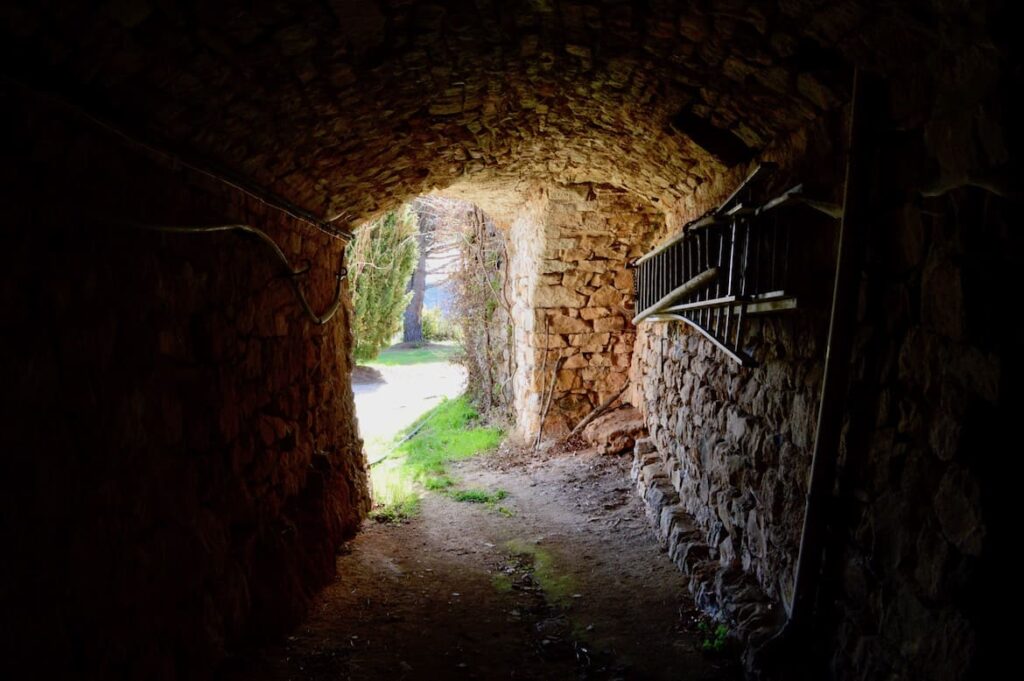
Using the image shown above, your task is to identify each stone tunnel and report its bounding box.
[0,1,1018,679]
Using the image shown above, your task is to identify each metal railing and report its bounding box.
[631,167,840,366]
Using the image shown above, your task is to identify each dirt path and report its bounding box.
[232,445,739,680]
[352,359,466,456]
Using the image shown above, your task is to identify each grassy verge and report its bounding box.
[366,343,462,367]
[369,395,503,522]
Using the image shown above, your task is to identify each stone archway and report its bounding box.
[1,1,1016,679]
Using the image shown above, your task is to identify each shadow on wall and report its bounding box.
[629,71,1019,679]
[0,87,369,678]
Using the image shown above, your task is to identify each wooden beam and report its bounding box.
[759,184,843,219]
[660,294,797,316]
[662,295,740,313]
[735,297,797,315]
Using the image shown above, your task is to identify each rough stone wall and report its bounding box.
[625,111,844,612]
[631,435,782,645]
[508,184,662,440]
[3,0,868,223]
[0,90,369,678]
[628,58,1016,681]
[0,2,1016,678]
[632,311,828,608]
[823,185,1009,681]
[508,186,550,439]
[819,77,1017,679]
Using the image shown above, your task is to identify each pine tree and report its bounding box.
[348,206,419,361]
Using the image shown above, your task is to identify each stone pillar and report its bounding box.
[506,184,662,443]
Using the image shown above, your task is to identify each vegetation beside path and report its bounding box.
[365,342,461,367]
[369,395,504,521]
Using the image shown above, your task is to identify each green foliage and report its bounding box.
[697,619,730,653]
[449,488,508,503]
[349,207,420,361]
[367,343,461,367]
[491,573,514,593]
[368,493,419,524]
[421,307,461,341]
[369,395,504,520]
[424,475,454,491]
[450,205,514,419]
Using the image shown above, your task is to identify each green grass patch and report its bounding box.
[698,619,730,654]
[449,488,508,504]
[366,343,461,367]
[368,493,419,524]
[505,539,577,606]
[369,395,503,521]
[491,573,514,594]
[362,434,390,467]
[368,464,423,522]
[423,475,455,491]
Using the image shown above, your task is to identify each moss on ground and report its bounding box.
[504,539,577,606]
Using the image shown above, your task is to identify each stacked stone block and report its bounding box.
[509,184,662,439]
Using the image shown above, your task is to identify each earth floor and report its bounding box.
[232,443,740,680]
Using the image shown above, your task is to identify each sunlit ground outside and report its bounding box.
[352,341,504,520]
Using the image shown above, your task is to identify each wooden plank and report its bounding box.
[662,293,796,316]
[758,184,843,219]
[688,214,723,232]
[632,268,718,324]
[759,184,804,212]
[799,198,844,219]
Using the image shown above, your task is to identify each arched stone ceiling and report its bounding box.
[1,1,998,225]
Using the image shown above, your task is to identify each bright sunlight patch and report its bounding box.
[369,395,502,522]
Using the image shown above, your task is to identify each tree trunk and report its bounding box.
[403,206,430,342]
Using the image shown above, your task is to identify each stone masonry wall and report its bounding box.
[509,184,662,440]
[629,59,1016,679]
[632,311,829,609]
[819,74,1016,679]
[625,113,844,620]
[2,1,859,223]
[823,185,1009,681]
[0,89,370,679]
[508,185,550,439]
